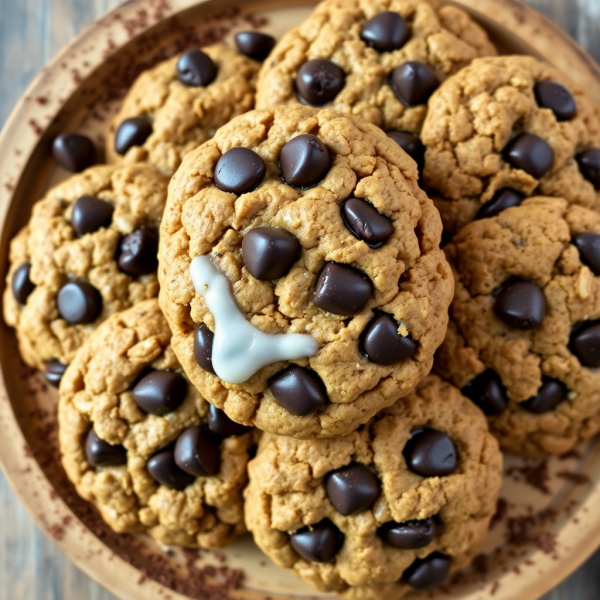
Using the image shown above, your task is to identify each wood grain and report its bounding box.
[0,0,599,599]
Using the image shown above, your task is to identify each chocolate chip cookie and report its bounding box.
[435,197,600,456]
[59,299,254,548]
[158,104,453,439]
[107,45,260,176]
[244,375,502,599]
[421,55,600,232]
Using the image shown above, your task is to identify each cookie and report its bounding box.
[3,164,168,376]
[421,55,600,233]
[59,299,254,548]
[255,0,496,137]
[244,375,502,599]
[434,197,600,456]
[107,45,260,176]
[158,104,453,439]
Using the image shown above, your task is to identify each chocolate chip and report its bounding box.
[71,196,114,236]
[390,62,439,106]
[174,426,220,476]
[280,134,331,189]
[296,59,345,106]
[270,365,328,416]
[52,133,95,172]
[341,198,393,248]
[476,188,525,220]
[576,148,600,189]
[360,314,416,365]
[131,371,187,416]
[402,552,451,590]
[494,279,546,330]
[290,520,344,563]
[194,324,215,374]
[85,429,127,467]
[361,11,410,52]
[504,133,554,179]
[572,232,600,275]
[386,130,425,170]
[570,321,600,368]
[379,518,435,549]
[147,448,195,490]
[44,360,67,388]
[521,378,567,414]
[176,49,217,87]
[214,147,266,195]
[403,429,457,477]
[242,227,300,280]
[314,263,372,316]
[57,281,102,324]
[207,404,251,437]
[234,31,276,61]
[325,464,380,516]
[11,262,35,304]
[461,370,508,416]
[114,117,153,155]
[534,81,577,121]
[117,229,159,276]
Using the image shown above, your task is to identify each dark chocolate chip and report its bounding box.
[572,232,600,275]
[290,519,344,563]
[114,116,153,155]
[52,133,95,172]
[570,321,600,368]
[296,59,345,106]
[521,377,567,414]
[313,263,372,316]
[207,404,251,437]
[461,370,508,416]
[57,281,102,325]
[325,464,380,516]
[174,426,220,476]
[386,130,425,170]
[476,188,525,220]
[494,279,546,330]
[361,11,410,52]
[402,552,451,591]
[270,365,328,416]
[379,518,435,550]
[131,371,187,416]
[280,134,331,189]
[534,81,577,121]
[242,227,300,280]
[147,448,195,490]
[176,49,217,87]
[360,314,417,365]
[390,61,439,106]
[341,198,393,248]
[576,148,600,189]
[117,229,159,276]
[194,324,215,374]
[215,147,266,195]
[234,31,276,61]
[504,133,554,179]
[403,429,457,477]
[85,429,127,467]
[11,262,35,304]
[44,360,68,388]
[71,196,114,236]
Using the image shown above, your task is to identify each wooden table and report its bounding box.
[1,0,600,598]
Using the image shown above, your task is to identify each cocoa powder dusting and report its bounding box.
[507,459,551,494]
[557,471,591,485]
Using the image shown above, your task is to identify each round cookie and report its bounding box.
[3,164,168,375]
[435,197,600,456]
[158,104,453,439]
[421,55,600,233]
[59,299,254,548]
[255,0,496,136]
[244,375,502,600]
[107,45,260,176]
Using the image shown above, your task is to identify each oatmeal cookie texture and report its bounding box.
[3,164,168,373]
[158,104,453,439]
[59,299,254,548]
[256,0,496,134]
[435,197,600,457]
[421,55,600,232]
[107,45,260,176]
[244,375,502,600]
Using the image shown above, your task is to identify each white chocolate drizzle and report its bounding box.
[190,255,319,384]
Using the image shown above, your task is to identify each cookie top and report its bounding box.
[244,375,502,600]
[434,197,600,456]
[59,299,254,548]
[158,104,453,439]
[3,164,168,374]
[421,55,600,232]
[107,45,260,176]
[256,0,496,135]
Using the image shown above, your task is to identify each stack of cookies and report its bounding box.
[4,0,600,598]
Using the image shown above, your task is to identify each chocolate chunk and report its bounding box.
[325,464,380,516]
[390,62,439,106]
[461,370,508,416]
[360,314,416,365]
[313,263,372,316]
[147,448,195,491]
[85,429,127,467]
[504,133,554,179]
[174,426,220,476]
[194,324,215,374]
[386,130,425,169]
[71,196,114,236]
[114,116,153,155]
[572,232,600,275]
[207,404,251,437]
[57,281,102,324]
[242,227,300,280]
[494,279,546,330]
[296,59,345,106]
[379,518,435,549]
[403,429,457,477]
[576,148,600,189]
[117,229,159,276]
[11,262,35,304]
[176,49,217,87]
[341,198,393,248]
[215,147,266,195]
[534,81,577,121]
[361,11,410,52]
[44,360,67,388]
[280,134,331,189]
[402,552,451,590]
[270,365,328,416]
[476,188,525,220]
[131,371,187,416]
[570,321,600,368]
[52,133,95,172]
[234,31,276,61]
[521,378,567,414]
[290,520,344,563]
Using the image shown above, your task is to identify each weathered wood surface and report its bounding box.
[0,0,599,598]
